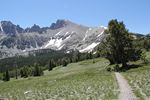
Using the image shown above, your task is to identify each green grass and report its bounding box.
[1,51,150,100]
[146,51,150,59]
[0,58,118,100]
[122,51,150,100]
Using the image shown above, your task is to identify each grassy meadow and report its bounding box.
[0,52,150,100]
[122,52,150,100]
[0,58,118,100]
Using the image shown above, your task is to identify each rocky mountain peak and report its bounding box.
[50,19,73,30]
[0,21,24,34]
[25,24,41,33]
[0,21,16,34]
[1,21,13,26]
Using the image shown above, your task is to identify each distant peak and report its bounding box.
[0,20,24,34]
[31,24,41,29]
[1,20,14,26]
[50,19,74,30]
[24,24,42,33]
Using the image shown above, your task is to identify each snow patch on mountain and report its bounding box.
[86,30,89,34]
[0,22,4,32]
[89,28,92,31]
[100,26,107,29]
[55,31,61,36]
[65,35,71,40]
[23,50,27,52]
[65,32,69,36]
[82,34,87,41]
[79,42,99,53]
[58,44,65,50]
[44,39,55,48]
[44,38,62,48]
[97,31,104,37]
[66,51,70,53]
[71,31,75,34]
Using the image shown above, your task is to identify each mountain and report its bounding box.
[0,19,106,59]
[0,21,24,34]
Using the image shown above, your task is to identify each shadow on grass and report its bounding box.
[107,62,149,72]
[118,64,142,72]
[106,59,150,72]
[118,61,150,72]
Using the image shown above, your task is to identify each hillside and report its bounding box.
[0,58,118,99]
[0,51,150,99]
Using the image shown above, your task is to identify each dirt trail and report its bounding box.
[115,72,138,100]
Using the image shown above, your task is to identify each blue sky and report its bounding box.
[0,0,149,34]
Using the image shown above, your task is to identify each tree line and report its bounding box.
[1,50,94,81]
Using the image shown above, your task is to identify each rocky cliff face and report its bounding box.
[0,19,106,59]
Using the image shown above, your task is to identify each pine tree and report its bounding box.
[57,59,62,66]
[72,50,80,62]
[20,66,29,78]
[62,58,68,67]
[20,68,24,77]
[3,70,10,81]
[15,68,18,79]
[48,59,56,71]
[89,52,93,59]
[104,19,142,68]
[33,64,43,76]
[14,62,18,79]
[144,39,150,51]
[86,52,93,59]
